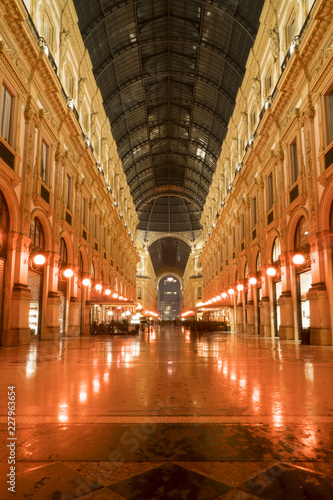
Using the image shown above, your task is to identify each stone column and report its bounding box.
[278,252,295,339]
[68,266,80,337]
[43,252,61,340]
[2,233,32,346]
[259,267,271,336]
[308,233,332,345]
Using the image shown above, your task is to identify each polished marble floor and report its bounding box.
[1,326,333,498]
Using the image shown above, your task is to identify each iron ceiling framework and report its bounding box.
[74,0,264,275]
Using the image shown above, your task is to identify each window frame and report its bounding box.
[290,139,299,187]
[65,173,73,212]
[252,196,257,228]
[40,139,50,187]
[267,172,274,211]
[0,83,14,147]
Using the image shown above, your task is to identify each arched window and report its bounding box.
[294,217,309,251]
[60,238,68,264]
[244,261,248,278]
[30,218,45,250]
[329,201,333,232]
[78,251,84,273]
[256,251,261,272]
[272,237,280,263]
[0,191,9,258]
[91,261,95,278]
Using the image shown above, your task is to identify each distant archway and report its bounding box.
[158,275,181,320]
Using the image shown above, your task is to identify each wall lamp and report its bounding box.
[84,136,90,147]
[249,276,257,285]
[95,283,102,292]
[237,283,244,292]
[25,250,46,269]
[38,37,49,56]
[82,278,91,287]
[266,266,277,277]
[66,97,74,109]
[63,268,74,278]
[228,288,235,295]
[290,35,300,55]
[264,96,272,110]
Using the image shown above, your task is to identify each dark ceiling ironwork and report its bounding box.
[73,0,264,271]
[149,237,191,275]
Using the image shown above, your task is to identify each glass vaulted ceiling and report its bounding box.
[73,0,264,274]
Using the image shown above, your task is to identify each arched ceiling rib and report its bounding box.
[73,0,265,271]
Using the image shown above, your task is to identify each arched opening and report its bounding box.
[272,237,281,337]
[255,251,261,335]
[28,217,45,339]
[294,216,311,334]
[0,191,9,343]
[158,276,181,320]
[58,237,68,337]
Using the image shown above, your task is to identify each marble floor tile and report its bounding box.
[1,327,333,498]
[108,463,233,499]
[238,462,333,499]
[0,462,102,500]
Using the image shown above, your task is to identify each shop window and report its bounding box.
[290,140,299,186]
[272,237,280,263]
[40,140,50,186]
[30,218,45,250]
[0,84,13,146]
[0,191,9,258]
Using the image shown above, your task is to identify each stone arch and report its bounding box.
[266,228,281,264]
[156,271,183,290]
[30,208,53,252]
[91,255,99,279]
[231,262,238,284]
[318,179,333,232]
[59,229,74,264]
[239,254,248,278]
[0,179,21,233]
[78,244,89,273]
[251,244,261,272]
[286,206,309,251]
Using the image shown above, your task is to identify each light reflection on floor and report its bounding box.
[0,325,332,425]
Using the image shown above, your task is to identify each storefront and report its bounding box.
[28,218,45,339]
[0,191,8,344]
